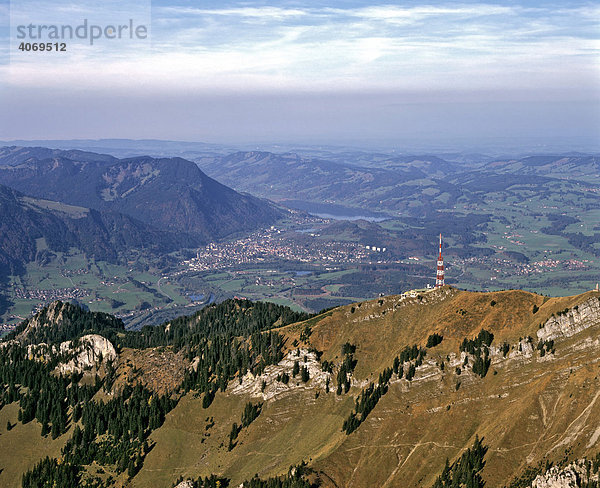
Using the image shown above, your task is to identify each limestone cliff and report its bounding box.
[55,334,117,375]
[531,460,599,488]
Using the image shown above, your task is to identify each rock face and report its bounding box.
[531,460,598,487]
[15,300,67,342]
[229,348,332,400]
[174,481,194,488]
[537,297,600,342]
[55,334,117,375]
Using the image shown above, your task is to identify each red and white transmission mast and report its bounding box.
[435,233,445,288]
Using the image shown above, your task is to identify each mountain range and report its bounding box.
[195,151,598,218]
[0,146,282,240]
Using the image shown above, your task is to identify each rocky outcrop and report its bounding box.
[15,300,68,342]
[174,481,195,488]
[229,348,332,400]
[55,334,117,375]
[537,297,600,342]
[531,460,598,487]
[20,333,117,375]
[508,337,536,359]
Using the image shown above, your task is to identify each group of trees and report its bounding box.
[276,372,290,384]
[343,343,425,435]
[460,329,494,355]
[242,462,318,488]
[392,344,426,381]
[397,344,427,366]
[537,339,555,357]
[21,457,81,488]
[182,329,286,408]
[172,475,230,487]
[336,343,357,395]
[0,344,101,440]
[173,301,308,407]
[432,436,488,488]
[229,402,263,451]
[1,299,309,487]
[19,378,177,486]
[343,378,389,435]
[460,329,494,379]
[64,382,176,473]
[426,333,444,348]
[119,299,308,351]
[172,462,319,488]
[471,349,491,378]
[290,353,312,384]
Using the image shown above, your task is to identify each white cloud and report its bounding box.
[157,6,308,20]
[1,2,598,97]
[324,4,520,23]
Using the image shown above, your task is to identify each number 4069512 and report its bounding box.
[18,42,66,52]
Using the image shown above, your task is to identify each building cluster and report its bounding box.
[183,227,374,272]
[14,287,90,301]
[365,245,387,252]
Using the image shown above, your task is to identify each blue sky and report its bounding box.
[0,0,598,150]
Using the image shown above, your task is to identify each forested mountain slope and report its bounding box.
[0,183,194,277]
[2,288,600,487]
[0,147,282,240]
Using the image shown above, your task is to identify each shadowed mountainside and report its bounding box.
[0,183,196,277]
[0,147,283,241]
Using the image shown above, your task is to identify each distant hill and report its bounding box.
[0,147,283,240]
[0,183,196,277]
[486,154,600,180]
[0,146,115,167]
[195,151,600,219]
[196,150,446,215]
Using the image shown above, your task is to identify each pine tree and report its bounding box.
[301,366,310,382]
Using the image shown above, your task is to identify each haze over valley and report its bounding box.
[0,142,599,333]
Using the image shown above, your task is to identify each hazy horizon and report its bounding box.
[1,1,598,149]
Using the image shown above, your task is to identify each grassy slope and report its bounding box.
[3,287,599,487]
[293,288,597,381]
[0,403,69,488]
[314,330,600,487]
[135,391,354,487]
[137,287,600,488]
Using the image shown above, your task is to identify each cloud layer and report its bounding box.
[1,1,598,146]
[3,1,599,94]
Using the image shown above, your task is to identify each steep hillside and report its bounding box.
[281,288,600,487]
[0,183,195,277]
[2,288,600,487]
[0,147,283,240]
[137,287,600,487]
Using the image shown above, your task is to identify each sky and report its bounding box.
[0,0,598,151]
